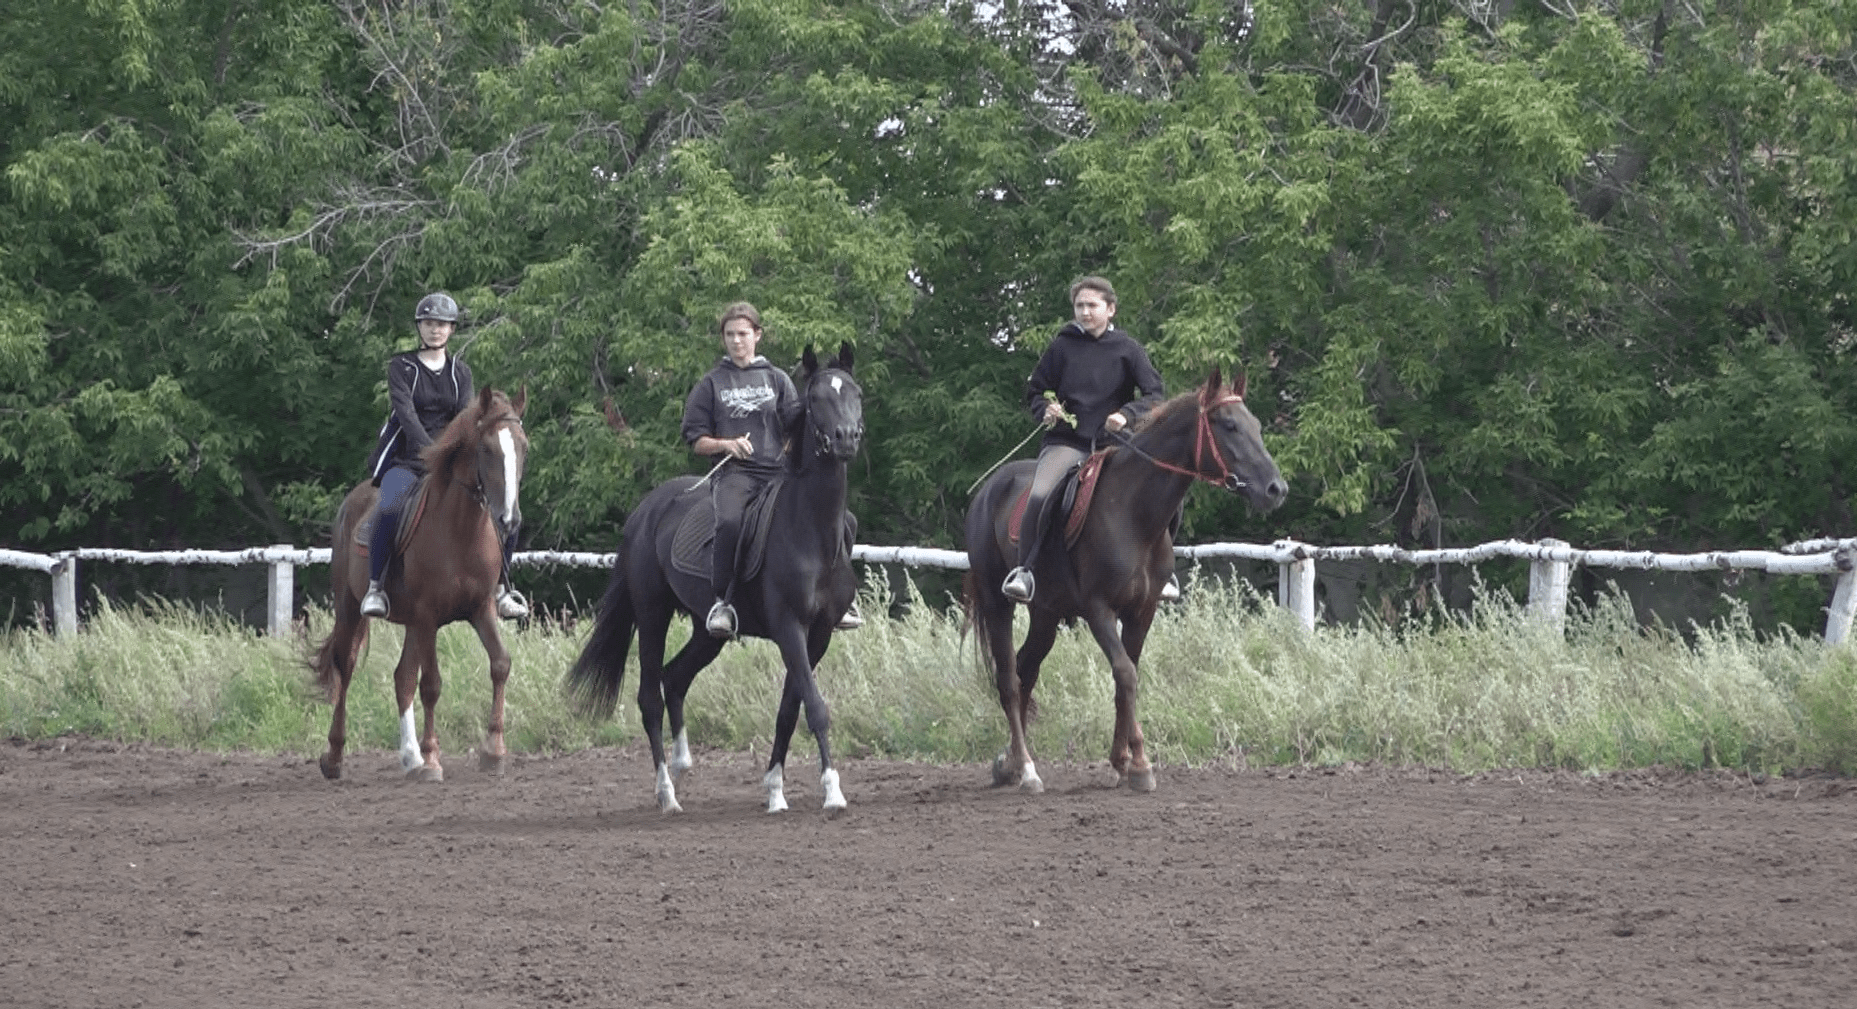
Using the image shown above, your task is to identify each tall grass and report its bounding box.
[4,577,1853,773]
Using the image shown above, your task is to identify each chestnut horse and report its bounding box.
[310,386,529,782]
[965,368,1285,793]
[567,345,862,814]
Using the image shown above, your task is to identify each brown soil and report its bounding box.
[3,737,1855,1008]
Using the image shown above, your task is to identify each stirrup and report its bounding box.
[705,600,738,639]
[496,585,529,620]
[836,599,864,631]
[1159,572,1182,602]
[1001,567,1035,603]
[360,582,390,618]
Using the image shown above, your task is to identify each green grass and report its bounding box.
[4,576,1853,775]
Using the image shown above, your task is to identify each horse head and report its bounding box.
[798,342,864,463]
[1197,365,1286,512]
[468,386,530,540]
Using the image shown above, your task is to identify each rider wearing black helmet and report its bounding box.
[360,293,529,620]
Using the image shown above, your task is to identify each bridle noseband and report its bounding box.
[1111,393,1251,492]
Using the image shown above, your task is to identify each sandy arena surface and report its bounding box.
[3,737,1855,1008]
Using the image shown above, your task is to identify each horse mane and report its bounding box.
[423,388,517,485]
[1125,388,1201,435]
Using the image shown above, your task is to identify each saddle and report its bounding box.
[669,475,787,584]
[1008,450,1109,549]
[351,477,435,560]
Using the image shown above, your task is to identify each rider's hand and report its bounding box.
[1042,401,1067,426]
[1104,412,1128,433]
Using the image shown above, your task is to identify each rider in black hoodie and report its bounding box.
[681,302,804,638]
[1002,276,1167,604]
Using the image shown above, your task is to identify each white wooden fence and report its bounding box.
[4,537,1853,645]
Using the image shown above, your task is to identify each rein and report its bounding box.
[1108,393,1251,492]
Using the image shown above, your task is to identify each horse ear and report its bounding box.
[802,344,819,376]
[837,340,854,373]
[478,385,495,413]
[511,384,528,417]
[1233,370,1247,400]
[1203,364,1223,404]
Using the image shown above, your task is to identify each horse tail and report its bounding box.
[307,618,368,702]
[565,556,636,719]
[961,569,996,679]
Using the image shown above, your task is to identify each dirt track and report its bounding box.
[3,737,1855,1008]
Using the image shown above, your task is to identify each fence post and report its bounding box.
[1827,559,1856,646]
[51,552,78,637]
[1278,555,1316,631]
[267,546,294,638]
[1528,538,1572,629]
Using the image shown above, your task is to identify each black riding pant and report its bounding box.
[710,465,767,602]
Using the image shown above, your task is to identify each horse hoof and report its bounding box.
[478,751,506,776]
[657,791,683,814]
[821,768,847,811]
[318,755,343,781]
[991,753,1016,787]
[1020,774,1045,795]
[413,764,445,783]
[766,792,789,814]
[1124,767,1156,792]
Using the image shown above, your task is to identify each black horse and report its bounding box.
[966,367,1286,793]
[567,344,862,813]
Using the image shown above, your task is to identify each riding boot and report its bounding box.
[495,530,528,619]
[361,506,400,618]
[1003,492,1058,604]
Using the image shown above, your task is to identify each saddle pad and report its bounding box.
[1008,451,1108,550]
[669,475,786,584]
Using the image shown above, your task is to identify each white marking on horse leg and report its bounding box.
[497,428,518,518]
[1020,760,1044,794]
[398,707,422,772]
[655,763,683,814]
[820,767,847,811]
[670,729,693,781]
[763,766,788,814]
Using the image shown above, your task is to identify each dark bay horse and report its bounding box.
[965,368,1286,793]
[566,344,862,814]
[310,386,529,782]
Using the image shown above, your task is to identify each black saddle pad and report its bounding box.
[669,475,786,584]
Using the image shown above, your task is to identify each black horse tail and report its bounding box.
[565,557,636,719]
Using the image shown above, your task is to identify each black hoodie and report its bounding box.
[1022,323,1165,452]
[681,356,803,474]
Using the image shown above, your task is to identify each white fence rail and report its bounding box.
[3,538,1853,645]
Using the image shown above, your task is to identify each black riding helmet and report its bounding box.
[414,292,461,323]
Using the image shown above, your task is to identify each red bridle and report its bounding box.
[1116,392,1252,491]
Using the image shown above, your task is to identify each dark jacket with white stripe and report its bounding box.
[365,351,474,483]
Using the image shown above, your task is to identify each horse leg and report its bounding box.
[468,608,512,775]
[633,613,680,812]
[395,624,444,782]
[1083,608,1154,792]
[1116,608,1159,791]
[993,609,1058,794]
[658,629,724,796]
[767,627,844,813]
[317,609,366,781]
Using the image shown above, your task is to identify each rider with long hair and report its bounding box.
[1001,276,1170,604]
[682,302,804,638]
[360,293,528,620]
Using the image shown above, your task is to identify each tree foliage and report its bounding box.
[3,0,1854,582]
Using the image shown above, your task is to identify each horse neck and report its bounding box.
[1110,412,1200,526]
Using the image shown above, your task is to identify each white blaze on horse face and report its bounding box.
[398,708,421,772]
[497,428,518,519]
[831,375,842,394]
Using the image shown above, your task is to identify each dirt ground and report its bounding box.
[3,738,1854,1009]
